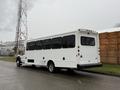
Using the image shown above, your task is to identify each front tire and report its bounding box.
[16,56,22,67]
[16,60,22,67]
[48,62,55,73]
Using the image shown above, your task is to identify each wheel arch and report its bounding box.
[47,60,55,67]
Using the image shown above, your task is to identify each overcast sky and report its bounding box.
[0,0,120,41]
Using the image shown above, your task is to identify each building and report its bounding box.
[0,41,24,56]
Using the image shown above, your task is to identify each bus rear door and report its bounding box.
[79,33,99,65]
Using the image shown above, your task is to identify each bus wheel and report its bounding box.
[16,59,22,67]
[16,60,21,67]
[48,62,55,73]
[32,65,36,68]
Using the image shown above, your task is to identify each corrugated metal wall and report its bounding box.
[99,31,120,64]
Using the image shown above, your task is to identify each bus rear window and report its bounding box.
[81,36,95,46]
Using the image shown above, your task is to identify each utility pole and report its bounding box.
[15,0,28,55]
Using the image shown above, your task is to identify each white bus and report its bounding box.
[16,29,102,72]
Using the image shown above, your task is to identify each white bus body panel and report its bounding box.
[78,31,100,65]
[21,30,101,69]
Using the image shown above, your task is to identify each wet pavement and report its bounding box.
[0,61,120,90]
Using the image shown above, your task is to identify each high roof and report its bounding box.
[28,29,98,42]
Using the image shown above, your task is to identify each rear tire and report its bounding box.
[48,62,55,73]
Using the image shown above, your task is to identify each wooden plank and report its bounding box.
[107,57,118,64]
[100,52,108,57]
[118,38,120,44]
[107,51,117,57]
[117,32,120,38]
[108,38,117,44]
[100,39,109,45]
[107,32,118,38]
[108,45,117,51]
[100,56,108,63]
[100,45,108,51]
[99,33,108,39]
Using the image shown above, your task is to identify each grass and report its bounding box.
[84,64,120,76]
[0,56,16,62]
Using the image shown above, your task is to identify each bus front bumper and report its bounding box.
[77,63,102,70]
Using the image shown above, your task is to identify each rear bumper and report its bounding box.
[77,63,102,70]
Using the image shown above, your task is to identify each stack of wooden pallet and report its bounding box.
[99,31,120,64]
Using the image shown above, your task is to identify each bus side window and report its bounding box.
[51,37,62,49]
[36,41,42,50]
[26,42,30,50]
[63,35,75,48]
[30,41,35,50]
[27,41,36,50]
[26,42,33,50]
[42,39,51,50]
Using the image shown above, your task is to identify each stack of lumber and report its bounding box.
[99,31,120,64]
